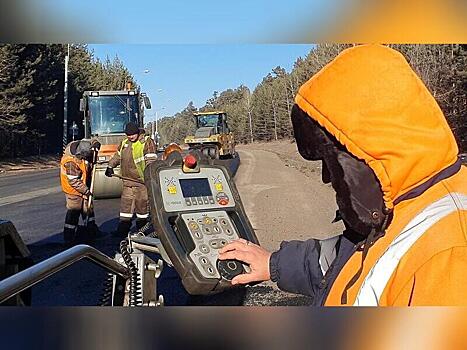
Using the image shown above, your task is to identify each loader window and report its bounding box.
[89,95,139,135]
[196,114,222,129]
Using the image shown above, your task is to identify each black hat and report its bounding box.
[124,122,140,136]
[75,139,92,159]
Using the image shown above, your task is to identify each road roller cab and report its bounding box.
[79,89,152,198]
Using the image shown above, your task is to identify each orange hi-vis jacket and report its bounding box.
[60,144,89,197]
[295,44,466,306]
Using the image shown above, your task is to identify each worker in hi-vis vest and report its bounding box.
[105,122,157,236]
[60,139,102,245]
[218,44,467,306]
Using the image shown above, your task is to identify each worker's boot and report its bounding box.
[113,220,132,238]
[86,221,109,242]
[63,210,80,246]
[63,227,77,246]
[136,218,149,231]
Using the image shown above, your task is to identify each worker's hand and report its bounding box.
[105,167,114,177]
[218,239,271,285]
[84,189,92,198]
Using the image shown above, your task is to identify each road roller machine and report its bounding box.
[80,89,152,198]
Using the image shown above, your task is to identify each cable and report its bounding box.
[136,220,158,238]
[99,272,114,306]
[100,220,156,307]
[120,238,142,306]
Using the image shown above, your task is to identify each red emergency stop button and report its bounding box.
[184,154,197,169]
[218,199,229,206]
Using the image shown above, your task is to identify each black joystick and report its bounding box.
[216,259,245,281]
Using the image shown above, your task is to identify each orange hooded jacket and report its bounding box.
[295,44,466,306]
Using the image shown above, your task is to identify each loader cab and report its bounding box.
[195,112,230,134]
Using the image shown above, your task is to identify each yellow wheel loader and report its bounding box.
[184,111,235,159]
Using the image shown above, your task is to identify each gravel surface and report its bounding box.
[235,140,343,306]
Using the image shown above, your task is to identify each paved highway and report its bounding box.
[0,145,339,307]
[0,158,241,306]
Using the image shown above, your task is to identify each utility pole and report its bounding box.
[63,44,70,150]
[155,110,158,136]
[246,89,254,143]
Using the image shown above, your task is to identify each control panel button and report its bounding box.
[209,197,215,204]
[203,217,212,225]
[193,231,203,240]
[206,266,216,276]
[203,196,209,204]
[199,244,210,254]
[209,238,228,249]
[191,198,198,205]
[185,199,192,206]
[184,154,197,169]
[188,222,199,231]
[199,257,209,265]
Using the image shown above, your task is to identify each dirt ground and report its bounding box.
[235,140,343,305]
[0,155,60,174]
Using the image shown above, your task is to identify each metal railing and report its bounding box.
[0,244,129,304]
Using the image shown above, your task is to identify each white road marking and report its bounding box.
[0,186,62,207]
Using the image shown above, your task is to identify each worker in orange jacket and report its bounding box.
[219,44,467,306]
[60,139,101,245]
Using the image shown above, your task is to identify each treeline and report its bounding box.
[157,44,466,151]
[0,44,136,159]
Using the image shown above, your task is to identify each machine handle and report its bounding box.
[0,244,129,304]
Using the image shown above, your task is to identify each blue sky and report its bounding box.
[89,45,314,121]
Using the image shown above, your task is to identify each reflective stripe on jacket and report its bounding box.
[60,154,88,196]
[354,190,467,305]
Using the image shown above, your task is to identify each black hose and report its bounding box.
[120,239,142,306]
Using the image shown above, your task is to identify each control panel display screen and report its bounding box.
[179,178,212,198]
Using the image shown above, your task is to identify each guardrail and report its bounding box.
[0,244,129,304]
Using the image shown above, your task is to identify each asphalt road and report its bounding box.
[0,145,341,307]
[0,158,241,306]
